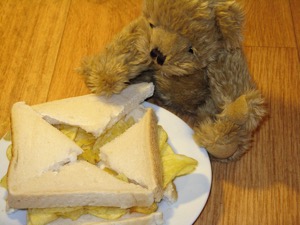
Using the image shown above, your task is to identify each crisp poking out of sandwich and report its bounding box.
[96,212,163,225]
[48,212,164,225]
[53,116,136,165]
[100,108,164,202]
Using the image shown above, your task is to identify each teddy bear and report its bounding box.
[78,0,266,162]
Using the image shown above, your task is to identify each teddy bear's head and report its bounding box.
[143,0,244,77]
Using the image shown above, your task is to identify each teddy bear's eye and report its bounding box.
[149,23,155,28]
[188,47,194,54]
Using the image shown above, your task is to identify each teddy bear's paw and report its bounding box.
[193,118,252,161]
[243,90,267,131]
[86,72,128,96]
[220,91,267,132]
[220,95,249,125]
[78,57,129,96]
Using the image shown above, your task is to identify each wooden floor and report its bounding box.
[0,0,299,224]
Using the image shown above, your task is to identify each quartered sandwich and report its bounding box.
[3,82,198,225]
[8,102,157,209]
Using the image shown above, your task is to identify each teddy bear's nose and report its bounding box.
[150,48,166,65]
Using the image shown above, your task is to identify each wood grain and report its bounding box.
[237,0,296,47]
[0,0,299,225]
[0,0,71,137]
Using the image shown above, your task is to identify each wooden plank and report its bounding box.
[0,0,71,136]
[290,0,300,57]
[237,0,296,47]
[47,0,143,101]
[195,47,300,225]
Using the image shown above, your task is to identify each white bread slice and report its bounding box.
[100,109,163,202]
[47,212,163,225]
[8,102,83,187]
[7,103,153,209]
[33,82,154,137]
[8,161,153,209]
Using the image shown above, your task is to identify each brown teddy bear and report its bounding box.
[78,0,266,162]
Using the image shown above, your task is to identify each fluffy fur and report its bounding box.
[79,0,266,162]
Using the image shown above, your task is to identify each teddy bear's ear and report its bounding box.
[214,1,244,49]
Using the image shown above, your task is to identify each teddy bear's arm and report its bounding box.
[193,50,266,161]
[78,17,152,95]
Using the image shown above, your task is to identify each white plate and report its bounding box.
[0,103,211,225]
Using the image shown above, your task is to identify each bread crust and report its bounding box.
[8,189,153,209]
[147,109,164,201]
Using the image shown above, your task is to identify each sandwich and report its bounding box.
[2,82,198,225]
[8,83,157,209]
[7,103,154,209]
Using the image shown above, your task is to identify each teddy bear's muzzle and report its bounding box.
[150,48,166,65]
